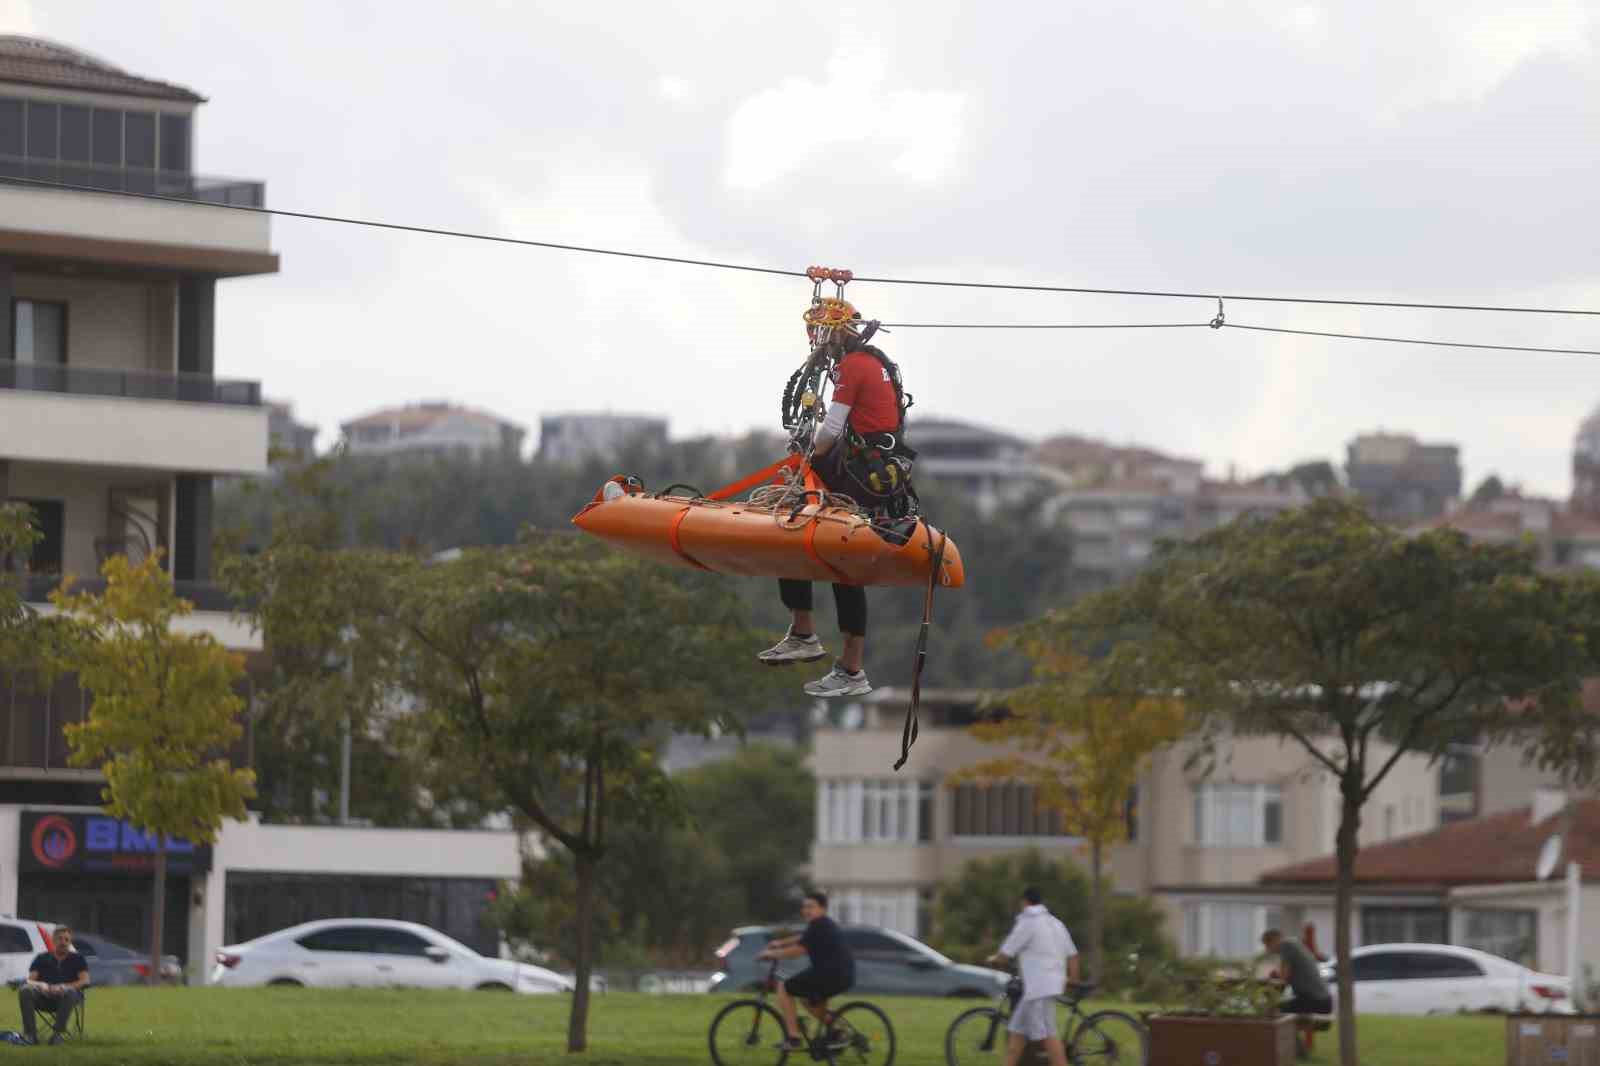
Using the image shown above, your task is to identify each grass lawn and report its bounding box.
[19,987,1512,1065]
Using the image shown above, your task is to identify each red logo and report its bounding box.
[30,816,76,869]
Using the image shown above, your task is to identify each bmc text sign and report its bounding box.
[19,812,213,876]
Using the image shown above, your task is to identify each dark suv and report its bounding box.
[708,924,1009,998]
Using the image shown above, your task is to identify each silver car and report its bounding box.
[71,933,183,987]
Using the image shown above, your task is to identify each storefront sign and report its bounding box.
[19,812,212,875]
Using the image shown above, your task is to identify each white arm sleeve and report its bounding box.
[814,401,852,449]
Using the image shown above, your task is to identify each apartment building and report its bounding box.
[809,689,1438,959]
[1346,431,1462,524]
[340,401,525,460]
[537,412,669,466]
[906,418,1073,517]
[0,37,521,980]
[1043,467,1305,590]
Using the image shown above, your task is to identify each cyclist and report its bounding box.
[756,890,856,1051]
[986,886,1080,1066]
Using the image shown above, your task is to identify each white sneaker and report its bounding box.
[804,662,872,698]
[758,629,827,666]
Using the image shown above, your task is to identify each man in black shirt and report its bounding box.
[20,926,89,1045]
[757,890,855,1051]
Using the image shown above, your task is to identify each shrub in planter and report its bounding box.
[1138,961,1299,1066]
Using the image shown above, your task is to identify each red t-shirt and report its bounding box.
[831,351,900,434]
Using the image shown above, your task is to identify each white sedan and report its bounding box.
[1322,943,1571,1015]
[209,918,574,994]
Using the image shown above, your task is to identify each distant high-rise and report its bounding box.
[537,413,668,466]
[1345,432,1461,524]
[339,402,524,460]
[1572,404,1600,516]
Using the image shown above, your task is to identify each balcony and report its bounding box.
[0,164,277,278]
[0,362,260,406]
[17,574,261,651]
[0,155,264,207]
[0,369,268,475]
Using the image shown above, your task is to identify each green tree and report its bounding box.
[366,535,776,1052]
[1046,498,1600,1066]
[675,744,815,923]
[51,553,256,984]
[962,641,1188,982]
[930,849,1173,986]
[1469,474,1507,507]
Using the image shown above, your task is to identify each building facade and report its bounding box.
[906,418,1073,517]
[808,689,1438,958]
[1346,432,1462,524]
[340,402,525,460]
[537,412,669,466]
[0,37,523,979]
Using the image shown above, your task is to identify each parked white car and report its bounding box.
[1322,943,1571,1015]
[209,919,574,994]
[0,917,56,987]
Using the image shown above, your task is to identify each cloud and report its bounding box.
[0,0,34,33]
[723,43,966,190]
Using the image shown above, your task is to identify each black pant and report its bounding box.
[780,578,867,637]
[19,985,79,1040]
[1282,993,1332,1015]
[779,449,872,637]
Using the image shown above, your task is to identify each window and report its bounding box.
[1361,906,1447,946]
[124,111,155,169]
[830,890,919,936]
[297,926,374,953]
[1183,902,1273,959]
[1408,952,1483,980]
[1125,784,1140,842]
[91,109,121,167]
[159,114,190,171]
[0,926,32,954]
[5,500,63,574]
[1193,784,1283,847]
[368,928,432,957]
[1350,951,1407,982]
[817,779,927,844]
[11,300,66,365]
[59,106,89,163]
[1462,909,1537,967]
[842,930,912,961]
[950,783,1071,838]
[0,98,20,157]
[24,101,54,159]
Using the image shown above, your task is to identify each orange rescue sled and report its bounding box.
[571,456,964,589]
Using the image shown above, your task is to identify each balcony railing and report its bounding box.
[0,155,264,207]
[0,362,261,407]
[16,573,241,613]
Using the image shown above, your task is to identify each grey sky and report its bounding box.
[15,1,1600,496]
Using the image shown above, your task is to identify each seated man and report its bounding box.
[19,926,89,1046]
[1261,928,1331,1060]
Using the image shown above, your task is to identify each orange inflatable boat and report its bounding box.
[571,456,965,589]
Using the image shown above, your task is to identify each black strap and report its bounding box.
[895,528,946,772]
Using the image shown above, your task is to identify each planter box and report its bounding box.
[1507,1014,1600,1066]
[1146,1014,1297,1066]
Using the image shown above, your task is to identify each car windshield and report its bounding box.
[886,930,951,966]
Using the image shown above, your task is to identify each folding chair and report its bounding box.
[30,989,85,1044]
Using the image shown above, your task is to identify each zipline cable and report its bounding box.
[4,174,1597,319]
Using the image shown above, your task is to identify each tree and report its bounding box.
[930,849,1174,985]
[51,554,256,984]
[1045,498,1600,1066]
[961,638,1188,982]
[365,535,777,1052]
[1469,474,1507,507]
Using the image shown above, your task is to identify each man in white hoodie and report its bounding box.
[987,887,1080,1066]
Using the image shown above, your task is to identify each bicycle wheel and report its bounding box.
[943,1006,1006,1065]
[830,1001,896,1066]
[1069,1009,1148,1066]
[709,999,791,1066]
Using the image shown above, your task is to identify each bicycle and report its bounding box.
[708,959,896,1066]
[944,977,1147,1066]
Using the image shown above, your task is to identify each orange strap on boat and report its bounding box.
[802,513,853,584]
[707,455,802,501]
[667,507,711,571]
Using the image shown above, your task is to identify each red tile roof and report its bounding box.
[0,36,203,103]
[1261,798,1600,887]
